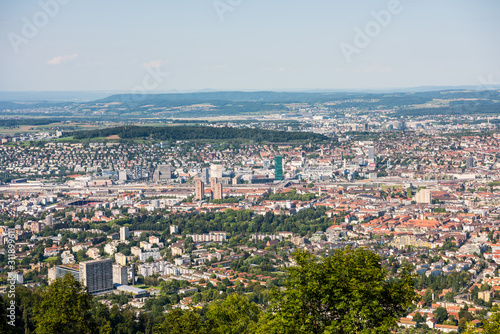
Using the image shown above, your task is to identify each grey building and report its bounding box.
[201,168,209,183]
[120,226,129,241]
[54,264,80,281]
[466,156,474,169]
[367,146,375,161]
[112,264,128,285]
[153,165,173,182]
[134,165,143,179]
[79,258,113,294]
[118,170,128,182]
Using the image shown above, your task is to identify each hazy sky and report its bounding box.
[0,0,499,91]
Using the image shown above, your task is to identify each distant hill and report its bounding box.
[69,125,328,142]
[1,89,500,118]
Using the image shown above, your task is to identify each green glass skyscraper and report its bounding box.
[274,155,283,181]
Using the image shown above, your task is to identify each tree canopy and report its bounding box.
[33,273,96,334]
[69,125,327,142]
[258,247,417,334]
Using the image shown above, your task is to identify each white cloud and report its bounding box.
[278,67,288,72]
[47,53,78,65]
[142,60,167,68]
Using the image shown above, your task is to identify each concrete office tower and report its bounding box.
[201,168,209,183]
[274,155,283,181]
[120,226,129,241]
[466,156,474,169]
[213,182,223,200]
[415,189,431,204]
[113,264,128,285]
[195,180,205,200]
[153,165,172,182]
[131,263,136,285]
[170,225,179,234]
[209,176,218,189]
[211,164,223,179]
[79,258,113,294]
[367,146,375,162]
[134,165,142,179]
[45,214,53,226]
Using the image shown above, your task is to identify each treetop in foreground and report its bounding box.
[259,247,418,334]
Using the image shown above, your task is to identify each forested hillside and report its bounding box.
[69,125,328,142]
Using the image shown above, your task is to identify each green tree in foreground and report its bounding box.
[433,306,448,324]
[205,294,262,334]
[33,273,96,334]
[154,294,261,334]
[153,308,204,334]
[258,247,417,334]
[463,311,500,333]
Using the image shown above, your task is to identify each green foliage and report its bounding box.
[433,307,448,324]
[153,308,204,334]
[463,311,500,333]
[433,207,447,213]
[412,312,425,324]
[205,294,262,334]
[258,248,417,334]
[267,189,316,201]
[117,207,337,238]
[33,273,96,334]
[0,118,57,127]
[70,125,327,143]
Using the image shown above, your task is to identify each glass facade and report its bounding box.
[275,155,283,181]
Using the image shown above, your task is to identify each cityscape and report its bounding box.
[1,1,500,334]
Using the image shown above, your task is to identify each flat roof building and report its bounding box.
[114,284,149,298]
[80,258,113,295]
[49,264,80,283]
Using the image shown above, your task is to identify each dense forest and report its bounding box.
[0,119,57,127]
[68,125,328,142]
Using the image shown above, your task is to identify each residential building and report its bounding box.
[79,258,113,294]
[212,182,223,200]
[195,180,205,200]
[120,226,129,241]
[112,264,128,285]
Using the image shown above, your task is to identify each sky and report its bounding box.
[0,0,499,92]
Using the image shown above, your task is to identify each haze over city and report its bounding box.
[1,0,499,92]
[2,1,500,334]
